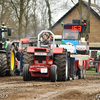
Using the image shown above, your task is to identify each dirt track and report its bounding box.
[0,75,100,100]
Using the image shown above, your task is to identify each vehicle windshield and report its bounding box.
[62,29,79,40]
[1,26,7,42]
[2,32,6,42]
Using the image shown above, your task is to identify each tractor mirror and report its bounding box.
[8,28,11,36]
[86,34,89,41]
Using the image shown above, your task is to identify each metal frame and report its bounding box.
[37,30,55,53]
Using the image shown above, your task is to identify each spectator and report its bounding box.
[15,47,23,76]
[14,43,18,52]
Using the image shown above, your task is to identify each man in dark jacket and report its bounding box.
[16,47,21,62]
[14,43,18,51]
[15,47,23,76]
[41,34,51,45]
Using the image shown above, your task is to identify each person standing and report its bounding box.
[15,47,23,75]
[14,43,18,52]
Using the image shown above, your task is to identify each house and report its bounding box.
[51,1,100,42]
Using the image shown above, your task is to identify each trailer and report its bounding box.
[57,23,90,79]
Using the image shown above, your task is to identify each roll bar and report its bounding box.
[37,30,55,53]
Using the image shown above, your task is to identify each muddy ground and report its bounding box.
[0,74,100,100]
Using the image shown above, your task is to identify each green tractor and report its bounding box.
[0,23,15,76]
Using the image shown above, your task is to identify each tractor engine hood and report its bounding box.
[27,47,49,53]
[27,47,63,54]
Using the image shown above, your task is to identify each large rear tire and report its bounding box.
[54,49,68,81]
[7,45,15,76]
[50,65,57,82]
[23,48,34,67]
[0,53,7,77]
[23,64,31,81]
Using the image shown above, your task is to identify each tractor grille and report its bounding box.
[35,49,46,52]
[35,56,46,63]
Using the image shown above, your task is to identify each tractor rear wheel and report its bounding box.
[54,49,69,81]
[7,45,15,76]
[23,48,34,67]
[0,53,7,77]
[23,64,31,81]
[50,65,57,82]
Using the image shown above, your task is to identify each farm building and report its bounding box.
[51,1,100,42]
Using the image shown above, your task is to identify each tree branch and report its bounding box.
[10,0,19,20]
[71,0,79,11]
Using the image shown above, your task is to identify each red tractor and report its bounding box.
[23,30,69,82]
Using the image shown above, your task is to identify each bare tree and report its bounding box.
[71,0,91,37]
[94,0,96,4]
[45,0,52,30]
[78,0,83,24]
[10,0,30,37]
[71,0,83,23]
[23,0,31,37]
[85,0,91,35]
[31,0,37,36]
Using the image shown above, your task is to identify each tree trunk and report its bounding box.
[85,0,91,35]
[45,0,52,30]
[33,0,37,36]
[79,0,83,24]
[25,14,28,37]
[18,0,24,37]
[0,0,4,23]
[94,0,96,4]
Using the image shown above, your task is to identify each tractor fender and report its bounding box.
[53,47,63,54]
[6,42,15,57]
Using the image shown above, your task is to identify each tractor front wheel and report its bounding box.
[50,65,57,82]
[23,64,31,81]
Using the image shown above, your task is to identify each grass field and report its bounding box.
[86,68,96,73]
